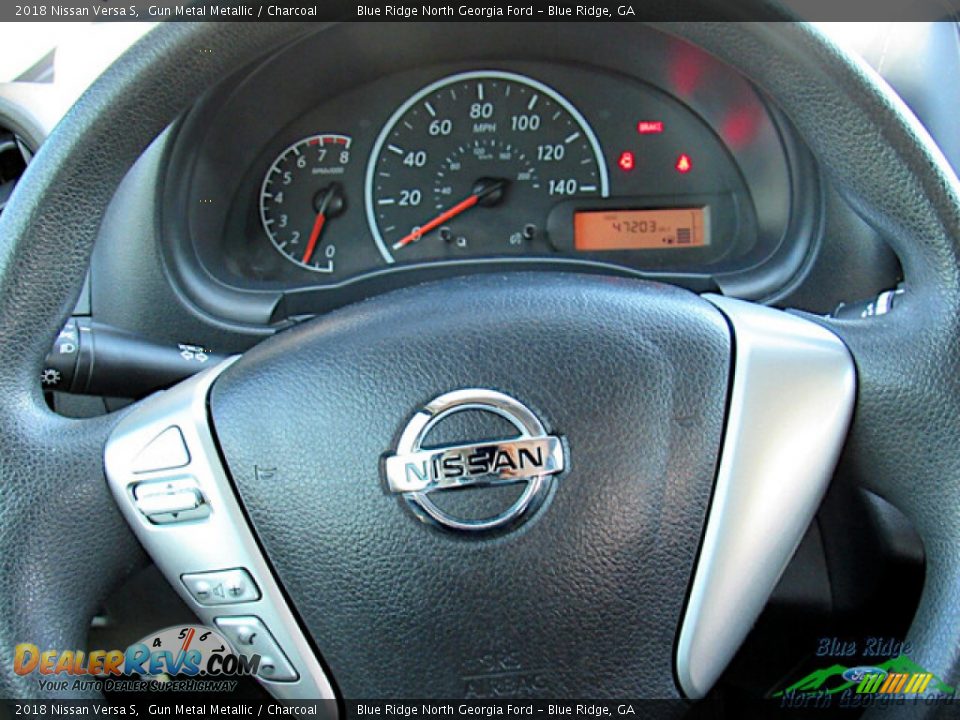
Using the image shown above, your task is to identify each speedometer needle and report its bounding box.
[392,178,507,251]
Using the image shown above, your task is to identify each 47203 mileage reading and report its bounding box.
[574,207,709,251]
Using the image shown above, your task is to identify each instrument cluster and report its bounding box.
[163,25,810,324]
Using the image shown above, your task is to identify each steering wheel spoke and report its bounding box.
[677,295,856,698]
[103,359,336,703]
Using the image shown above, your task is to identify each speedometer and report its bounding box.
[365,71,608,263]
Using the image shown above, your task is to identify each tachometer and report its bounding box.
[365,71,608,263]
[260,133,351,272]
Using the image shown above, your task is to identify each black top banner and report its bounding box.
[4,0,960,23]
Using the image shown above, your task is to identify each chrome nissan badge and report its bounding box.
[384,389,565,532]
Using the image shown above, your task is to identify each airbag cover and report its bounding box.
[210,273,730,698]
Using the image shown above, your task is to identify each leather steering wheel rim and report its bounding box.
[0,20,957,704]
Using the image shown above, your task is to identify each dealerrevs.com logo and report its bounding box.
[14,625,257,693]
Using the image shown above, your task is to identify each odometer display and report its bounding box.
[574,207,710,251]
[365,71,608,263]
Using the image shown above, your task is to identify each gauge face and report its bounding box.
[366,71,608,263]
[260,134,351,272]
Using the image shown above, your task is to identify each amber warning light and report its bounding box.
[574,207,709,251]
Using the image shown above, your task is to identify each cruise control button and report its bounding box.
[215,617,298,682]
[182,568,260,606]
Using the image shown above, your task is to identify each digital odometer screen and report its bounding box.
[574,207,709,251]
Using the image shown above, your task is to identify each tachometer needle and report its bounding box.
[392,178,506,251]
[302,183,342,264]
[302,211,326,265]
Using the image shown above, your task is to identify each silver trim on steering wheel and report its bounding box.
[676,296,857,698]
[104,358,337,707]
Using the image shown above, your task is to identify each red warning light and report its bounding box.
[637,121,664,135]
[675,153,692,174]
[618,151,635,172]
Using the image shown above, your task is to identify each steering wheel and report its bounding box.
[1,21,958,707]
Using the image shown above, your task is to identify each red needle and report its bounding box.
[302,210,326,264]
[393,194,479,250]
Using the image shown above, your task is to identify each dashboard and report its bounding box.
[161,23,817,326]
